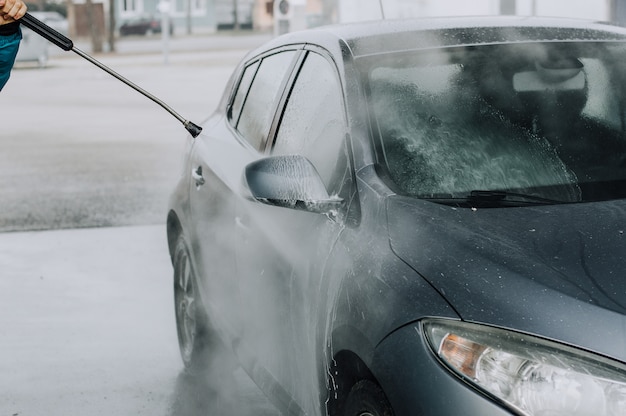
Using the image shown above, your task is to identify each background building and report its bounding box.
[26,0,625,43]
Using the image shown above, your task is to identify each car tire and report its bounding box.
[343,380,394,416]
[173,235,218,373]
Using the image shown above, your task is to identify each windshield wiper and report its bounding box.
[467,190,566,206]
[424,190,567,207]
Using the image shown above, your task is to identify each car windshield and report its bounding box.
[366,41,626,206]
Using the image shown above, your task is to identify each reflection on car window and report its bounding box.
[237,51,297,151]
[272,52,348,194]
[367,43,626,204]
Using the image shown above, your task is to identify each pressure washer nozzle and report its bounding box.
[185,121,203,138]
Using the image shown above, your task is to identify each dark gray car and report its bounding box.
[167,16,626,416]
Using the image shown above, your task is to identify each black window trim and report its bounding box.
[227,59,260,127]
[262,49,308,154]
[264,44,349,154]
[225,44,307,152]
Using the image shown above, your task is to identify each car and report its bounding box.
[166,16,626,416]
[119,15,173,36]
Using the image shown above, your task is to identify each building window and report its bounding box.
[173,0,206,14]
[121,0,141,13]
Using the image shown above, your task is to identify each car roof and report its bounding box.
[259,16,626,59]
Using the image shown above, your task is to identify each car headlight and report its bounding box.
[423,319,626,416]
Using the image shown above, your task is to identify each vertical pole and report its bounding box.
[159,0,170,65]
[233,0,240,30]
[66,0,76,37]
[611,0,626,24]
[85,0,103,52]
[186,0,192,34]
[108,0,116,52]
[500,0,516,15]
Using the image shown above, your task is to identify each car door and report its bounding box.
[234,48,355,414]
[188,49,300,341]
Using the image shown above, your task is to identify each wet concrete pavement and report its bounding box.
[0,225,279,415]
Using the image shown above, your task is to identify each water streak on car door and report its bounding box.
[233,48,352,413]
[187,122,256,342]
[234,197,344,415]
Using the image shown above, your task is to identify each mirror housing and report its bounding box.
[244,155,343,215]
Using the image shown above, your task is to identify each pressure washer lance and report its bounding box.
[20,13,203,138]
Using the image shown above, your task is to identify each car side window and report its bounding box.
[235,51,297,151]
[272,51,348,194]
[230,60,260,126]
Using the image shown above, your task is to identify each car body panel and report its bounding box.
[386,196,626,362]
[372,322,514,416]
[186,120,251,338]
[234,191,344,414]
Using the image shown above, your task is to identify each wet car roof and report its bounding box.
[260,16,626,58]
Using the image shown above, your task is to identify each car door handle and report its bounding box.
[192,166,205,187]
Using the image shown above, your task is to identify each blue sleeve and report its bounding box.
[0,28,22,91]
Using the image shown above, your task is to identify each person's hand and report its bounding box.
[0,0,27,24]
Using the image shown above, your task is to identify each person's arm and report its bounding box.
[0,0,27,91]
[0,21,21,90]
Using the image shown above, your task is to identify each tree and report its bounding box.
[85,0,103,53]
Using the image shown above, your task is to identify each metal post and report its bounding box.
[500,0,516,15]
[159,0,170,65]
[233,0,240,30]
[612,0,626,24]
[108,0,116,52]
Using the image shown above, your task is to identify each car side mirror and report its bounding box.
[244,155,344,215]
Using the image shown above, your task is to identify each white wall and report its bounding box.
[337,0,611,22]
[517,0,611,20]
[337,0,383,22]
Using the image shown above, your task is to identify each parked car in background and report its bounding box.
[119,15,173,36]
[167,16,626,416]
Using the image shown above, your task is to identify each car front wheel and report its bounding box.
[173,235,212,372]
[343,380,394,416]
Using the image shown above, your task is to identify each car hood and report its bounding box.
[386,195,626,362]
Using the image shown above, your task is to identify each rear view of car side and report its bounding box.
[167,17,626,416]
